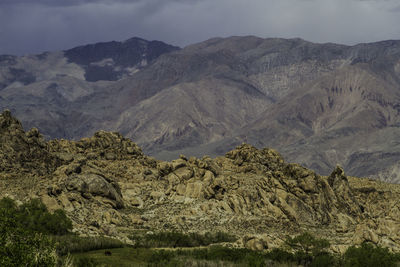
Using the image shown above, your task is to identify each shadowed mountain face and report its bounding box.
[64,37,180,81]
[1,36,400,182]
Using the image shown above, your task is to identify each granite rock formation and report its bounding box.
[1,111,400,252]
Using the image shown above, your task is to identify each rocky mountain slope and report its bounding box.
[1,36,400,182]
[0,37,179,139]
[1,110,400,252]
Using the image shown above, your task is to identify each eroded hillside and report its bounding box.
[2,37,400,182]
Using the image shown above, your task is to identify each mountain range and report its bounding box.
[1,36,400,183]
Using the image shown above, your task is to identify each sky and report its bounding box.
[1,0,400,55]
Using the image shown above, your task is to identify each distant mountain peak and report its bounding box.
[63,37,180,81]
[123,36,148,44]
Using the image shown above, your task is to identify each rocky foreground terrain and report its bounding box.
[1,110,400,253]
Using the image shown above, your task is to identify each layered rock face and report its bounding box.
[1,110,400,251]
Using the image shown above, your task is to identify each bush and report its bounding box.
[74,256,98,267]
[0,198,57,266]
[17,198,72,235]
[267,248,295,263]
[344,242,400,267]
[52,235,124,255]
[285,232,330,255]
[311,252,336,267]
[0,197,72,236]
[0,232,57,267]
[131,231,237,248]
[148,250,176,265]
[285,232,332,266]
[187,246,262,263]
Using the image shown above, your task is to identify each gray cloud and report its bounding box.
[0,0,400,55]
[390,5,400,12]
[0,0,140,7]
[0,0,202,7]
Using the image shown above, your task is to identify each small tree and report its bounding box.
[285,232,333,266]
[17,198,72,235]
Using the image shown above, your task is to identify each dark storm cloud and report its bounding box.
[0,0,400,55]
[0,0,202,7]
[0,0,146,7]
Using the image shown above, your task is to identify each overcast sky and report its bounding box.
[1,0,400,55]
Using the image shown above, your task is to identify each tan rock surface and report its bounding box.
[1,110,400,251]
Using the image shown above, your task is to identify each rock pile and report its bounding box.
[0,110,61,175]
[1,110,400,251]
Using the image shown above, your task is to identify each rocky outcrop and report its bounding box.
[48,130,144,160]
[0,110,62,175]
[1,110,400,251]
[66,173,124,209]
[328,165,361,217]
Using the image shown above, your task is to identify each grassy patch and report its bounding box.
[72,247,154,267]
[52,235,124,255]
[71,244,400,267]
[72,247,271,267]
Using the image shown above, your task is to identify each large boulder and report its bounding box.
[66,173,124,208]
[243,236,268,251]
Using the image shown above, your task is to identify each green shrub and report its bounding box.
[0,198,57,266]
[0,197,72,236]
[311,252,336,267]
[266,248,295,263]
[74,256,98,267]
[0,230,57,267]
[17,198,72,235]
[344,242,399,267]
[52,235,124,255]
[285,232,332,266]
[131,231,237,248]
[148,250,175,264]
[285,232,330,255]
[242,252,268,267]
[188,246,261,263]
